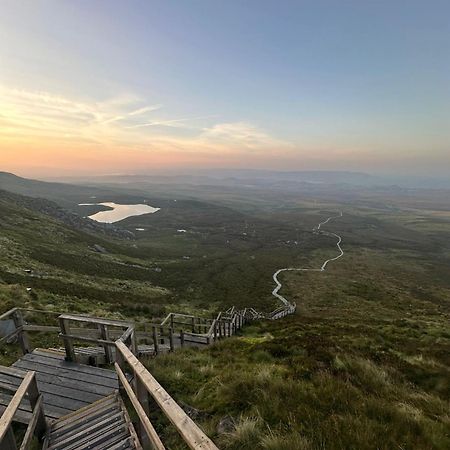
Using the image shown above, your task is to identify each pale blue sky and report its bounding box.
[0,0,449,176]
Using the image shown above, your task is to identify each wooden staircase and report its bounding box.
[0,304,296,449]
[43,393,141,450]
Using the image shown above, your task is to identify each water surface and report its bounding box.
[79,202,159,223]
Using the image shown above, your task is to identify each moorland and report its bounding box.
[0,171,449,449]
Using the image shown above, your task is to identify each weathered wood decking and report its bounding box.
[0,349,118,424]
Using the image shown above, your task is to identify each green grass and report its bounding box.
[0,183,449,449]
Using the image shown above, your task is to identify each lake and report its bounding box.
[79,202,160,223]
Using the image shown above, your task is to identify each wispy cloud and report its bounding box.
[200,121,293,151]
[128,105,162,116]
[126,115,217,129]
[0,85,294,174]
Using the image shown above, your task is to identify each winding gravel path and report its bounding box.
[272,212,344,306]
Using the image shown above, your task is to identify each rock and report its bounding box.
[179,401,202,420]
[92,244,107,254]
[217,415,236,434]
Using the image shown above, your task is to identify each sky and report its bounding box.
[0,0,449,178]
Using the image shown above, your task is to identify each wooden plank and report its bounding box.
[117,395,143,450]
[0,374,105,404]
[58,314,130,328]
[0,372,34,441]
[107,437,135,450]
[0,393,68,422]
[115,363,165,450]
[12,360,118,390]
[50,404,120,440]
[22,325,60,333]
[0,402,32,425]
[49,394,118,432]
[0,365,27,379]
[49,411,125,447]
[59,333,116,347]
[48,418,128,450]
[116,341,218,450]
[18,350,118,379]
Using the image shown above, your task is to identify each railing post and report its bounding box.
[180,330,185,347]
[152,326,159,355]
[27,376,47,440]
[191,317,195,333]
[99,324,113,364]
[12,310,30,354]
[59,317,76,362]
[131,329,138,356]
[213,321,217,342]
[169,327,174,352]
[135,377,152,450]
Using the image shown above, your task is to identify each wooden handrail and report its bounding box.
[59,313,131,328]
[115,340,219,450]
[0,371,46,449]
[0,308,18,322]
[115,363,165,450]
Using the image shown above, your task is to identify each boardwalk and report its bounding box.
[0,349,118,423]
[272,212,344,306]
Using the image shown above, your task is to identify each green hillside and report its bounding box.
[0,178,449,449]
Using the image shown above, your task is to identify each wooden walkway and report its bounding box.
[0,305,296,449]
[0,349,118,423]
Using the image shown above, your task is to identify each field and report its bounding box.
[0,174,449,449]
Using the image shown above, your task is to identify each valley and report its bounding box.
[0,172,449,449]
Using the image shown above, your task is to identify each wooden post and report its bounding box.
[191,317,195,333]
[136,377,151,450]
[159,326,164,345]
[169,327,174,352]
[131,329,138,356]
[213,321,217,342]
[99,324,113,364]
[180,330,185,347]
[170,313,174,330]
[152,326,159,355]
[59,317,76,362]
[27,376,47,440]
[12,310,30,354]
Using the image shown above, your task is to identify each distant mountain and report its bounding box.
[50,169,450,189]
[0,172,148,210]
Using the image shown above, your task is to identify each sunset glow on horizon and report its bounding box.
[1,1,449,178]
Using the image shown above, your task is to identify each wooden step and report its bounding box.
[46,393,141,450]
